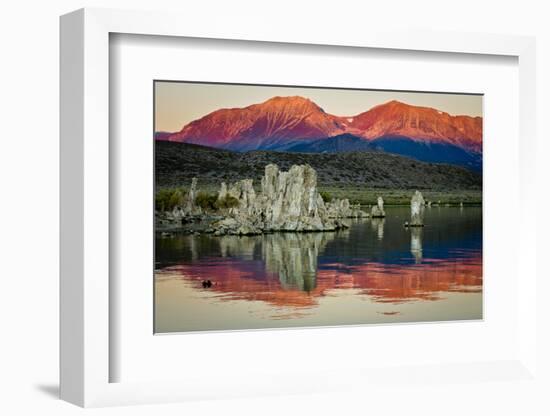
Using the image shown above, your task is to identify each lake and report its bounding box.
[155,206,482,333]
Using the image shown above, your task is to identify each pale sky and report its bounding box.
[155,81,483,133]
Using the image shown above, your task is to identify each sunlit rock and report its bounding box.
[263,164,324,230]
[184,177,201,215]
[326,198,368,218]
[170,206,185,220]
[227,179,256,215]
[371,196,386,218]
[410,190,425,226]
[210,216,262,236]
[351,204,369,218]
[209,164,349,234]
[160,165,367,234]
[217,182,227,201]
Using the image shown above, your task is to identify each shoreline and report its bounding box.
[155,204,482,235]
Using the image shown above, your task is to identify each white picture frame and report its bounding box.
[60,8,538,407]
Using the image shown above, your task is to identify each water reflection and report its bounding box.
[155,207,482,332]
[371,218,385,240]
[410,227,423,263]
[158,251,481,307]
[263,233,332,291]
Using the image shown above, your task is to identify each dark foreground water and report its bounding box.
[155,206,482,333]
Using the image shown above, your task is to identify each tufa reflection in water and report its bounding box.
[371,218,385,240]
[410,227,423,264]
[155,207,482,331]
[157,223,480,306]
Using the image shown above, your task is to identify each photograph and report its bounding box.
[154,81,483,333]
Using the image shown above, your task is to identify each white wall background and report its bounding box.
[0,0,548,415]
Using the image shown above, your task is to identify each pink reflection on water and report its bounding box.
[317,258,482,304]
[156,255,482,310]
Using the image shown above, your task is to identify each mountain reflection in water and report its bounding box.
[155,206,482,332]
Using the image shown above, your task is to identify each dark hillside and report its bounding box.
[156,141,482,193]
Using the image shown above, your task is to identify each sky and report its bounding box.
[155,81,483,133]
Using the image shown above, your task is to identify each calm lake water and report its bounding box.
[155,206,482,333]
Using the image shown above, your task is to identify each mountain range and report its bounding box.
[158,96,483,172]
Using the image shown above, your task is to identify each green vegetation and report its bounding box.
[155,188,242,213]
[318,186,482,206]
[216,195,240,209]
[319,191,332,203]
[195,192,218,211]
[155,187,185,212]
[157,183,481,208]
[195,192,240,211]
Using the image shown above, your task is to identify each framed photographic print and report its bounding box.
[60,8,539,407]
[153,81,484,334]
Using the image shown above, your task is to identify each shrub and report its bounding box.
[155,187,186,212]
[195,192,218,211]
[168,189,184,209]
[215,195,239,209]
[319,191,332,203]
[156,188,176,211]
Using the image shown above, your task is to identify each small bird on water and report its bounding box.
[202,280,213,288]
